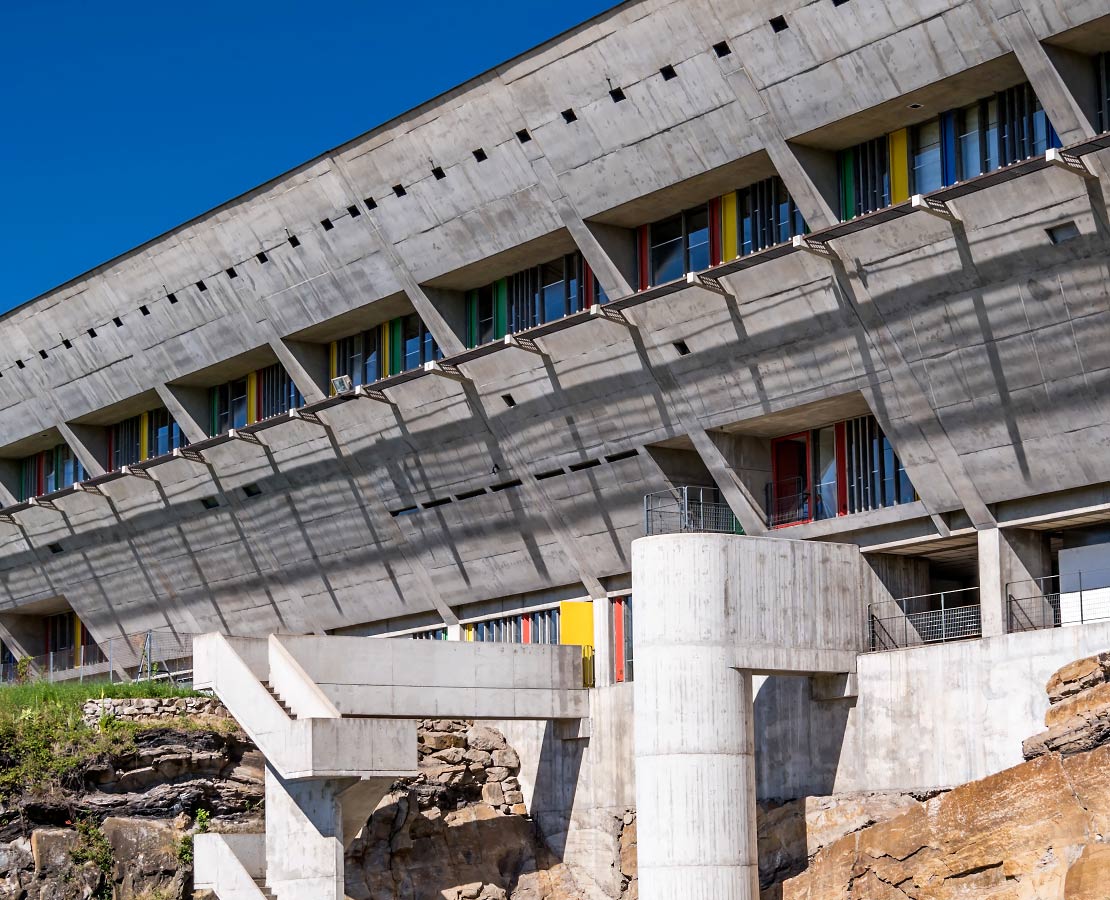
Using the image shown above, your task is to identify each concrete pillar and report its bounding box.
[265,765,347,900]
[978,527,1051,637]
[633,539,760,900]
[592,594,614,688]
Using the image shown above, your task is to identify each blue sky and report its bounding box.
[0,0,615,311]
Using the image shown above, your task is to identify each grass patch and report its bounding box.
[0,680,203,797]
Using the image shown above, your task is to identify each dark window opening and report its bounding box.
[673,340,691,356]
[393,184,406,197]
[113,317,123,328]
[288,234,301,247]
[422,497,452,509]
[47,543,63,555]
[226,267,238,278]
[562,109,577,123]
[200,496,220,510]
[456,488,487,500]
[501,394,516,408]
[713,41,732,57]
[196,280,207,292]
[242,483,262,498]
[14,360,24,370]
[516,129,532,144]
[473,148,488,162]
[660,65,678,81]
[139,305,150,316]
[62,339,72,349]
[1047,221,1081,244]
[108,414,144,470]
[770,15,788,32]
[604,449,639,463]
[647,205,711,285]
[609,87,626,103]
[569,459,601,472]
[167,292,178,303]
[321,218,333,231]
[535,468,564,480]
[832,0,850,5]
[257,363,304,421]
[347,205,361,217]
[491,479,523,492]
[38,350,48,360]
[432,166,446,180]
[88,328,97,338]
[390,506,419,517]
[364,197,377,210]
[256,252,268,264]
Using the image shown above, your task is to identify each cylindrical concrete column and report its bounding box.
[632,535,760,900]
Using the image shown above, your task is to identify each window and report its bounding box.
[108,415,143,470]
[463,608,561,644]
[258,363,303,420]
[737,176,806,256]
[399,314,437,372]
[466,253,603,346]
[411,628,449,641]
[644,206,713,286]
[955,84,1057,178]
[767,415,916,527]
[839,136,890,219]
[212,378,249,435]
[335,329,383,387]
[18,444,86,501]
[911,119,943,194]
[147,409,188,457]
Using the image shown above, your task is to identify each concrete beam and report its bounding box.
[57,422,107,478]
[156,383,211,444]
[271,337,328,404]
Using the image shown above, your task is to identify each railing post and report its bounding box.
[109,638,114,684]
[1079,569,1085,625]
[941,591,948,643]
[49,651,54,683]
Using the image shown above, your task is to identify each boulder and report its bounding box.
[465,726,507,752]
[1065,842,1110,899]
[1046,653,1110,703]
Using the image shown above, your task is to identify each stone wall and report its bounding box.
[82,695,230,728]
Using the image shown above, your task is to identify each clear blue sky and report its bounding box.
[1,0,615,311]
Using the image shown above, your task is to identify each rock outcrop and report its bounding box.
[784,651,1110,899]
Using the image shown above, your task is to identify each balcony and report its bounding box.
[1008,568,1110,633]
[868,587,982,651]
[643,486,742,536]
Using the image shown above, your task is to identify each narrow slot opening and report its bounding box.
[38,350,48,360]
[770,15,789,32]
[422,497,453,509]
[15,360,24,370]
[113,317,123,328]
[256,252,268,264]
[47,543,63,555]
[491,479,523,492]
[200,496,220,510]
[516,129,532,144]
[473,148,488,162]
[196,280,207,292]
[393,184,406,197]
[604,449,640,463]
[242,483,263,498]
[713,41,732,57]
[456,488,487,501]
[1047,221,1080,244]
[501,393,517,408]
[562,109,577,124]
[139,305,150,316]
[432,166,446,180]
[660,65,678,81]
[288,234,301,247]
[569,459,602,472]
[673,340,691,356]
[62,339,72,349]
[167,292,178,303]
[535,469,565,481]
[390,505,419,517]
[321,218,334,231]
[609,87,626,103]
[347,205,361,217]
[365,197,377,210]
[226,267,238,279]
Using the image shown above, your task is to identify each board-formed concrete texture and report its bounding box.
[11,0,1110,895]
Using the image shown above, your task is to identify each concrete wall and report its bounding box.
[754,621,1110,798]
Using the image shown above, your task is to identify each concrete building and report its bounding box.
[7,0,1110,896]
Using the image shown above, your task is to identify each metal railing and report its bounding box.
[1008,567,1110,633]
[868,587,982,651]
[765,477,811,528]
[0,628,195,685]
[644,486,742,536]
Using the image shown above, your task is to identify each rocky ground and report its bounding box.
[782,651,1110,899]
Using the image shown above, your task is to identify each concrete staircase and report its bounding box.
[193,632,589,900]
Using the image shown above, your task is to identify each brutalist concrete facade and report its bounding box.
[7,1,1110,895]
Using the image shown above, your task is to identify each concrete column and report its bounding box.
[592,594,614,688]
[633,538,760,900]
[57,422,107,478]
[265,765,347,900]
[978,527,1051,637]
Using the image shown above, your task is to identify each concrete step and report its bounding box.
[252,879,276,900]
[262,681,294,718]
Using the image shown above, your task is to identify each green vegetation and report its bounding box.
[71,815,115,899]
[175,807,210,865]
[0,680,200,796]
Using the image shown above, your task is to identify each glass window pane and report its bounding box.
[650,216,684,285]
[686,206,710,273]
[985,99,1000,172]
[814,427,838,521]
[912,119,943,193]
[540,259,567,323]
[958,104,981,180]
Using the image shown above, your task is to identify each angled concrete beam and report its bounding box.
[685,272,733,298]
[1045,148,1096,180]
[289,407,330,427]
[120,465,157,482]
[589,304,632,327]
[912,194,960,223]
[792,235,838,260]
[156,383,211,445]
[353,385,393,405]
[423,360,469,383]
[228,429,265,446]
[57,422,107,479]
[173,446,208,465]
[504,333,546,357]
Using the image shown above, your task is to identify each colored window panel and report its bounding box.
[258,363,303,419]
[738,176,805,256]
[148,408,187,458]
[109,415,143,470]
[769,433,812,527]
[910,120,942,194]
[889,128,911,202]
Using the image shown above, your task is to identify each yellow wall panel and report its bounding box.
[139,412,149,461]
[721,191,738,260]
[889,128,910,203]
[559,601,595,647]
[246,371,258,424]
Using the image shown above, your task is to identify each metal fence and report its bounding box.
[0,629,195,685]
[765,477,811,528]
[644,486,742,536]
[868,587,982,651]
[1008,567,1110,633]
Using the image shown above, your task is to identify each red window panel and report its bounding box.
[709,196,723,266]
[835,422,849,517]
[770,431,813,527]
[613,597,626,683]
[522,613,532,645]
[583,260,596,307]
